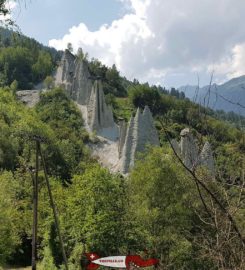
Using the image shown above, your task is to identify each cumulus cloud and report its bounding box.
[49,0,245,87]
[209,43,245,80]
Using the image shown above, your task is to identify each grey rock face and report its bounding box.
[180,128,199,170]
[56,51,118,139]
[55,50,75,93]
[173,128,215,174]
[171,139,181,157]
[199,141,215,174]
[55,50,92,105]
[87,80,116,132]
[120,116,135,174]
[142,106,160,146]
[16,90,42,107]
[119,106,160,174]
[118,120,127,159]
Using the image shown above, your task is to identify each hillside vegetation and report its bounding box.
[0,30,244,269]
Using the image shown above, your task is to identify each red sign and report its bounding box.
[85,253,158,270]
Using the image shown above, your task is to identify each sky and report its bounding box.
[8,0,245,88]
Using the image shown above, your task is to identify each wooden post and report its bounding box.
[38,142,69,270]
[32,141,39,270]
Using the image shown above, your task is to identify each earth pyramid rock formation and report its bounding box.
[87,80,116,133]
[55,51,161,173]
[55,51,118,139]
[55,49,92,105]
[118,120,128,159]
[180,128,199,169]
[142,106,160,146]
[199,141,215,174]
[119,107,160,174]
[172,128,215,174]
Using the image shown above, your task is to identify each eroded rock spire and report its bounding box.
[119,106,160,174]
[173,128,215,174]
[199,141,215,174]
[55,50,92,105]
[180,128,199,170]
[87,80,119,140]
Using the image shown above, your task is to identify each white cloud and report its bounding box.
[209,43,245,80]
[49,0,245,87]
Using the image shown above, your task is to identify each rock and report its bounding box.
[199,141,215,174]
[55,50,92,105]
[119,116,135,174]
[87,80,113,130]
[16,90,42,107]
[55,51,161,174]
[173,128,215,174]
[142,106,160,146]
[87,80,119,140]
[55,49,75,94]
[180,128,199,170]
[171,139,181,157]
[119,106,160,174]
[118,119,127,159]
[72,57,93,104]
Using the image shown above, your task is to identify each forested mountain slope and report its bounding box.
[0,28,244,269]
[0,27,61,89]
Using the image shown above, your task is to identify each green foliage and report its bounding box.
[0,170,34,265]
[0,86,89,181]
[0,46,54,89]
[39,246,58,270]
[0,171,22,264]
[10,79,18,92]
[36,88,89,180]
[0,30,244,269]
[0,88,53,170]
[0,28,59,89]
[88,59,127,97]
[44,75,54,89]
[128,147,215,269]
[32,51,53,82]
[64,164,128,255]
[128,84,166,115]
[0,46,33,88]
[129,148,190,257]
[112,97,134,121]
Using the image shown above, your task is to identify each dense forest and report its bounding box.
[0,29,245,270]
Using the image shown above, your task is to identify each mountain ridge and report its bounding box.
[179,75,245,116]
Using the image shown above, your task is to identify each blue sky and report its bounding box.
[14,0,124,44]
[10,0,245,88]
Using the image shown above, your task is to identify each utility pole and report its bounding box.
[29,136,68,270]
[32,141,39,270]
[39,143,69,270]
